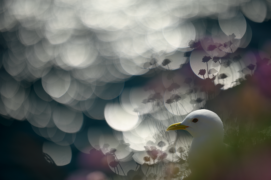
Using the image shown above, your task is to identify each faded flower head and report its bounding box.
[169,147,176,154]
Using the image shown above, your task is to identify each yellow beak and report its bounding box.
[166,123,188,131]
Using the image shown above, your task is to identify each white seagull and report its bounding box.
[167,109,228,179]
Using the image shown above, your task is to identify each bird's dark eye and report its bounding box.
[192,118,198,123]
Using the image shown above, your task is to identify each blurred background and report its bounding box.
[1,0,271,179]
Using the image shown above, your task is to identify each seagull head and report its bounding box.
[167,109,224,138]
